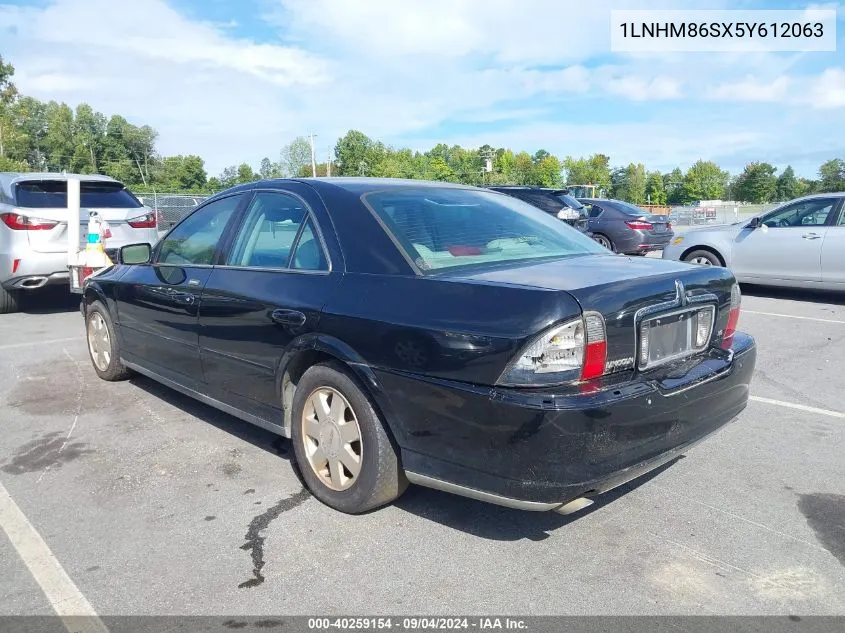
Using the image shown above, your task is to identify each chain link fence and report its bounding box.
[668,203,777,227]
[137,193,211,235]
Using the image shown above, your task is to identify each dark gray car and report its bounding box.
[579,198,674,255]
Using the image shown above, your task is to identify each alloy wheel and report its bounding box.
[689,256,713,266]
[301,387,363,491]
[87,312,112,372]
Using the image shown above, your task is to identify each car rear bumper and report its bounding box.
[0,251,69,290]
[376,332,756,510]
[618,231,674,254]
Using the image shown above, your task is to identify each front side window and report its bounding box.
[364,188,607,274]
[763,199,835,228]
[157,194,242,266]
[226,192,328,271]
[14,181,142,208]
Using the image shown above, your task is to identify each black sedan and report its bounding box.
[81,178,756,515]
[487,186,590,233]
[579,198,674,255]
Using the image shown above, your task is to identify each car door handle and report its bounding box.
[802,233,821,240]
[271,309,306,326]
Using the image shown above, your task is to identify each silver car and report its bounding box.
[662,193,845,291]
[0,172,159,313]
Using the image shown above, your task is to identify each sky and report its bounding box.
[1,0,844,178]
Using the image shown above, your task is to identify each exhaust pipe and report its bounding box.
[17,276,49,289]
[554,497,594,515]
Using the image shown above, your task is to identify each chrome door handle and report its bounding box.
[271,309,306,326]
[802,233,821,240]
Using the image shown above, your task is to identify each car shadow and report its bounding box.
[393,459,680,541]
[17,287,81,314]
[128,374,293,463]
[128,373,681,540]
[740,284,845,306]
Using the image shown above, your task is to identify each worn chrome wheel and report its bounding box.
[87,311,112,372]
[301,386,363,491]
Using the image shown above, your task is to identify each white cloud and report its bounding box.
[807,68,845,109]
[602,75,683,101]
[707,76,791,102]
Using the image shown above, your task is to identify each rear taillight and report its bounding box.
[666,221,672,230]
[128,212,157,229]
[497,312,607,386]
[580,312,607,381]
[0,213,59,231]
[625,220,653,230]
[722,283,741,348]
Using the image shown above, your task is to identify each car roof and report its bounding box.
[0,172,120,198]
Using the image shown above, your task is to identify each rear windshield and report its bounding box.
[554,193,585,210]
[364,188,606,274]
[612,200,650,216]
[14,181,143,209]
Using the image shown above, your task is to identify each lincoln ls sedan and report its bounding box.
[81,178,756,515]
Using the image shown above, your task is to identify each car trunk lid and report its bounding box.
[448,254,736,375]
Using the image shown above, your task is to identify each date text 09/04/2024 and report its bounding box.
[618,22,824,39]
[308,618,528,630]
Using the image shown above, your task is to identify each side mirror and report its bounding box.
[747,217,762,229]
[119,243,152,265]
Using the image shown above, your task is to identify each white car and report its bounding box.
[662,193,845,291]
[0,172,159,313]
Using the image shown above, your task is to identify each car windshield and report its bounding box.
[14,180,142,209]
[364,188,607,274]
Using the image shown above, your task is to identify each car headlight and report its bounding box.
[671,236,684,245]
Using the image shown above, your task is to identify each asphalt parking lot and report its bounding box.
[1,282,843,617]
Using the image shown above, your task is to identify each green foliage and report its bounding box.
[645,171,667,205]
[683,160,729,202]
[776,166,798,201]
[562,154,611,191]
[280,136,312,177]
[611,163,647,204]
[664,168,685,204]
[734,161,778,203]
[818,159,845,193]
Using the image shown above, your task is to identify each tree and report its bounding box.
[683,160,728,202]
[611,163,646,204]
[645,171,667,205]
[563,154,612,192]
[153,155,207,191]
[664,167,685,204]
[776,166,798,201]
[734,161,777,203]
[0,56,17,106]
[279,136,312,178]
[334,130,374,176]
[237,163,257,183]
[818,159,845,193]
[259,156,281,179]
[531,155,563,188]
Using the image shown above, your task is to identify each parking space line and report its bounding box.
[0,337,81,351]
[0,480,108,633]
[750,395,845,420]
[744,310,845,325]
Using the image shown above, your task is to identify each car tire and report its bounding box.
[593,233,614,252]
[683,249,722,267]
[85,300,132,381]
[291,361,407,514]
[0,286,20,314]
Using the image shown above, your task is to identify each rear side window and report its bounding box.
[365,188,606,274]
[227,192,319,270]
[14,181,143,209]
[588,205,604,218]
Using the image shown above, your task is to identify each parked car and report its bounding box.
[662,193,845,290]
[487,186,590,233]
[579,198,674,255]
[0,172,159,313]
[82,178,756,515]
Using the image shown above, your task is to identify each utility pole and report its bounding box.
[309,133,318,177]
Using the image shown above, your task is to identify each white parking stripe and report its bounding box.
[744,310,845,325]
[0,335,85,349]
[0,480,108,633]
[750,395,845,420]
[0,337,80,350]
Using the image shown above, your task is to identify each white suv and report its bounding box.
[0,172,159,313]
